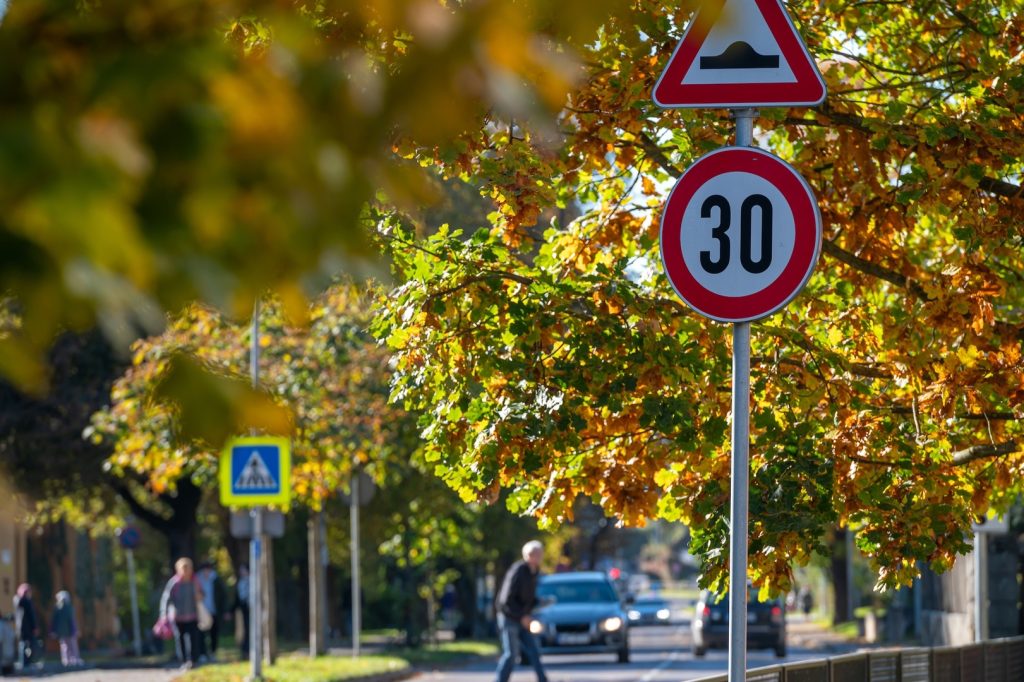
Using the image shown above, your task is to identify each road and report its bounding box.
[418,613,846,682]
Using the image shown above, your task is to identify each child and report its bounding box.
[50,591,83,667]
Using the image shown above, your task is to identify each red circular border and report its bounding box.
[660,147,821,322]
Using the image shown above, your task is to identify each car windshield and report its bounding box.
[637,597,667,606]
[538,580,619,603]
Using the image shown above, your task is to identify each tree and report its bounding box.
[373,0,1024,592]
[0,0,626,389]
[87,284,398,560]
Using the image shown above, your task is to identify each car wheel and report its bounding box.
[617,646,630,663]
[693,645,707,658]
[1,664,12,676]
[775,643,787,658]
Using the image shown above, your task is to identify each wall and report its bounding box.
[26,523,120,649]
[0,501,27,615]
[919,533,1022,646]
[920,545,974,646]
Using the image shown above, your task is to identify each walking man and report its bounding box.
[494,540,548,682]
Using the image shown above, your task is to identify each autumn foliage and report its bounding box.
[374,0,1024,591]
[3,0,1023,592]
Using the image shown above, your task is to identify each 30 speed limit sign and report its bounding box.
[660,146,822,322]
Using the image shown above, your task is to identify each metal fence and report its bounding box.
[691,636,1024,682]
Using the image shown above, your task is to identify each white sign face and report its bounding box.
[660,146,822,322]
[680,0,796,85]
[679,171,796,298]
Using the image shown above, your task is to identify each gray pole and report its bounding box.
[126,548,142,657]
[350,470,361,657]
[974,530,987,642]
[320,512,329,646]
[249,299,264,681]
[728,108,756,682]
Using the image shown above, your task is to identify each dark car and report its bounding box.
[627,595,673,626]
[691,589,786,657]
[528,571,631,662]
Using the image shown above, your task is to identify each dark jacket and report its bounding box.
[496,560,539,621]
[50,603,77,638]
[14,595,37,639]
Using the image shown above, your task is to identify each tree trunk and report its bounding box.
[831,528,851,624]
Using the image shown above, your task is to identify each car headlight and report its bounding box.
[601,616,623,632]
[628,610,641,621]
[656,608,671,620]
[529,619,545,635]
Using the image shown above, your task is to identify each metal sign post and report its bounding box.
[727,108,755,682]
[653,1,826,677]
[250,508,263,679]
[117,526,144,658]
[125,548,142,657]
[249,301,264,681]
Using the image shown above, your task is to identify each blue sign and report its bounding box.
[118,525,142,550]
[220,436,291,507]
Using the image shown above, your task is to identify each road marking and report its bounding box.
[638,647,684,682]
[636,622,691,682]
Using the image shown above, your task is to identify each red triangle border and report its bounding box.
[652,0,827,108]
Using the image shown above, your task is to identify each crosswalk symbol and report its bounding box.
[219,436,291,507]
[235,450,278,491]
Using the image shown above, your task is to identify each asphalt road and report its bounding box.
[418,611,839,682]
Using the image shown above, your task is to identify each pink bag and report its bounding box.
[152,617,174,641]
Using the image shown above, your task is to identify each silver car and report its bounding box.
[528,572,631,663]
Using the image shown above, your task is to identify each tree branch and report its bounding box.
[782,110,1023,203]
[110,479,173,533]
[820,240,931,300]
[951,441,1018,466]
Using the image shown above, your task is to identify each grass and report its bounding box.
[853,606,886,619]
[362,628,402,639]
[176,654,409,682]
[386,640,498,667]
[174,640,495,681]
[831,621,860,639]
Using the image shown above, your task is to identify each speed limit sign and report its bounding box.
[660,146,822,322]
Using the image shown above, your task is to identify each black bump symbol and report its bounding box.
[700,41,779,70]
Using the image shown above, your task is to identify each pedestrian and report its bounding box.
[13,583,41,670]
[494,540,548,682]
[196,562,227,661]
[233,564,250,660]
[799,587,814,616]
[50,591,83,667]
[160,558,205,670]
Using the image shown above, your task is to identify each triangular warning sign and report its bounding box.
[234,450,278,491]
[652,0,826,108]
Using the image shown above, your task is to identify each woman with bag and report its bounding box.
[159,558,207,670]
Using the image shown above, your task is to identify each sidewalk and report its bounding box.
[786,615,866,654]
[6,663,180,682]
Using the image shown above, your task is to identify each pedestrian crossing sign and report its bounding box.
[219,436,291,507]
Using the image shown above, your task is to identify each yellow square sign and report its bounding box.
[219,436,291,507]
